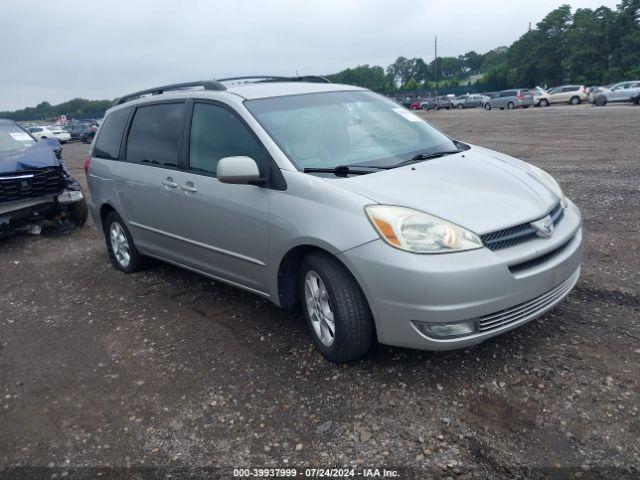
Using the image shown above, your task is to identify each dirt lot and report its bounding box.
[1,105,639,479]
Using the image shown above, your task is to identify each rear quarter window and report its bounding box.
[93,107,131,159]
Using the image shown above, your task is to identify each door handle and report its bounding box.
[181,182,198,193]
[162,178,178,188]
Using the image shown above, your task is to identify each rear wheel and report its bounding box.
[103,211,147,273]
[570,96,581,105]
[299,252,374,363]
[507,101,515,110]
[457,104,463,109]
[484,103,491,111]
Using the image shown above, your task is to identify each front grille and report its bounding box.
[0,168,66,203]
[481,203,564,251]
[476,268,579,333]
[509,237,574,274]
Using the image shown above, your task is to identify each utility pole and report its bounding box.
[434,35,438,87]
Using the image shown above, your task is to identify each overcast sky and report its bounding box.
[0,0,619,111]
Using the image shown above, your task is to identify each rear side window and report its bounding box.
[126,103,185,167]
[188,103,264,176]
[94,107,131,159]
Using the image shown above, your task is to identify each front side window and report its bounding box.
[245,91,456,171]
[93,107,131,159]
[126,103,185,166]
[189,103,264,176]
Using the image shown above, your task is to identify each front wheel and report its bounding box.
[299,252,374,363]
[457,104,463,109]
[540,98,549,107]
[70,198,88,226]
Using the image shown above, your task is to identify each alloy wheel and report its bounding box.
[304,271,335,347]
[109,221,131,268]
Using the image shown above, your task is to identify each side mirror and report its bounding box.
[217,156,262,185]
[42,137,63,159]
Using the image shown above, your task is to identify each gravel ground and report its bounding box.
[0,105,638,479]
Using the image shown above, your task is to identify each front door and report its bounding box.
[175,101,271,295]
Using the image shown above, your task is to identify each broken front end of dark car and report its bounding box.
[0,119,88,237]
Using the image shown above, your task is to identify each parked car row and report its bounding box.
[403,80,640,113]
[24,121,100,144]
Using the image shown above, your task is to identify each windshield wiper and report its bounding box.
[303,165,389,176]
[390,149,465,168]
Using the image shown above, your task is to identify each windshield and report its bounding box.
[245,91,457,170]
[0,123,37,154]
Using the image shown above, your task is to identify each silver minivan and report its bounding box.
[484,89,534,110]
[87,77,582,363]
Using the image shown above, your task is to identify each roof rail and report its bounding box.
[217,75,331,85]
[112,80,226,106]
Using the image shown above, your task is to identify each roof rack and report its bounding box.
[112,80,227,106]
[217,75,331,85]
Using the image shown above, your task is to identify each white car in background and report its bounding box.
[26,125,71,143]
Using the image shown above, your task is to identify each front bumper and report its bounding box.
[0,191,84,235]
[342,201,582,351]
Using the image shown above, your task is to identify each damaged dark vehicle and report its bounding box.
[0,119,88,237]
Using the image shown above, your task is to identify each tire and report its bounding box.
[436,106,440,111]
[70,198,88,226]
[103,211,147,273]
[540,98,549,107]
[507,101,515,110]
[595,96,607,106]
[457,104,463,109]
[299,252,374,363]
[484,103,491,111]
[634,97,640,106]
[570,96,581,105]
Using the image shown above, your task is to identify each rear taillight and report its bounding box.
[516,93,524,100]
[83,156,91,175]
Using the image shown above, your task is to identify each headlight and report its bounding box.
[365,205,483,254]
[529,165,568,208]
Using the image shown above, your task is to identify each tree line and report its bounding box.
[0,98,112,122]
[328,1,640,92]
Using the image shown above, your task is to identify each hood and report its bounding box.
[0,141,61,174]
[325,146,558,234]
